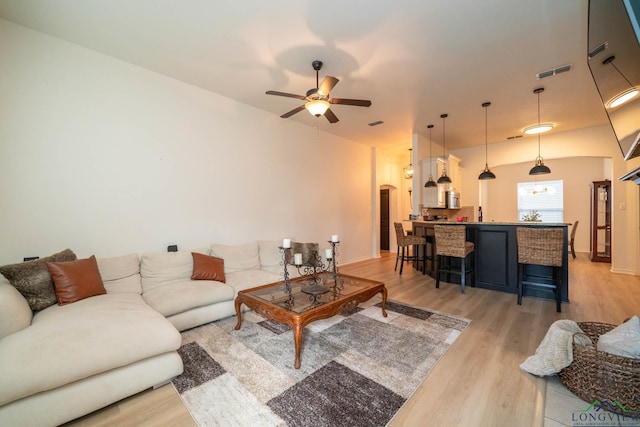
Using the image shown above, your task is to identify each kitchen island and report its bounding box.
[412,221,569,302]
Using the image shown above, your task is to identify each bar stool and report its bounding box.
[516,227,564,312]
[434,225,475,293]
[393,222,426,275]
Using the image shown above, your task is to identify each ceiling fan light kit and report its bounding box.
[266,60,371,124]
[305,99,330,117]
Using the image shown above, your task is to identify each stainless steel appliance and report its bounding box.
[447,190,460,209]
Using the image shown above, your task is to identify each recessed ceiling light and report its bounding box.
[523,123,554,135]
[606,87,639,109]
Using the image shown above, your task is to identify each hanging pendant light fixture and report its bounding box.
[437,114,452,184]
[424,124,437,188]
[602,55,639,109]
[529,88,551,175]
[478,102,496,180]
[403,148,414,179]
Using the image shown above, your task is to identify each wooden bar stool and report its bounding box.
[393,222,426,275]
[434,225,475,293]
[516,227,564,312]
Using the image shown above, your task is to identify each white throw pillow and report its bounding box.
[210,242,260,274]
[597,316,640,358]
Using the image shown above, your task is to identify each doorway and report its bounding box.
[380,188,390,251]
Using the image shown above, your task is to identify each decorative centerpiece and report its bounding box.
[279,236,342,305]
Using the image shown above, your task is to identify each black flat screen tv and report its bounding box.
[588,0,640,160]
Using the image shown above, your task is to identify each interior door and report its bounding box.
[380,189,390,251]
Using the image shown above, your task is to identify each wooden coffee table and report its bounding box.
[234,272,387,369]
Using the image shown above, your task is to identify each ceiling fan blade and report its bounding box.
[266,90,306,100]
[317,76,339,97]
[330,98,372,107]
[281,105,306,118]
[324,108,339,123]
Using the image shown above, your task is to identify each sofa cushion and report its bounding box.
[191,253,226,282]
[140,248,208,293]
[0,293,181,407]
[47,255,107,305]
[225,269,282,294]
[210,242,260,274]
[97,253,142,294]
[142,280,234,317]
[0,282,32,340]
[0,249,77,311]
[258,240,285,275]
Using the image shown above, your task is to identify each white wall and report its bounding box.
[0,20,373,265]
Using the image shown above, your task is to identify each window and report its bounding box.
[517,180,563,222]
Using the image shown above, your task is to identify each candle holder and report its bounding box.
[296,250,330,298]
[281,240,343,306]
[278,247,295,307]
[327,240,344,292]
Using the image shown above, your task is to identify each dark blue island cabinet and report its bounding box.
[412,221,569,303]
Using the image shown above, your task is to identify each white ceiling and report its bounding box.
[0,0,610,153]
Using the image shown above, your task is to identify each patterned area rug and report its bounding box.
[172,297,470,427]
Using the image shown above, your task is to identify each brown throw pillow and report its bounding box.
[191,252,226,282]
[46,255,107,305]
[0,249,77,311]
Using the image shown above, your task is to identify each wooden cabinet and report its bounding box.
[589,180,611,263]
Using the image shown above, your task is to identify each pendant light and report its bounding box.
[437,113,452,184]
[424,124,437,188]
[403,148,414,179]
[602,55,639,109]
[478,102,496,180]
[529,88,551,175]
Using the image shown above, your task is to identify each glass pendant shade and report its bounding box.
[403,148,414,179]
[529,88,551,176]
[478,101,496,180]
[305,99,330,117]
[424,124,437,187]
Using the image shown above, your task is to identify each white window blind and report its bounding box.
[517,180,564,222]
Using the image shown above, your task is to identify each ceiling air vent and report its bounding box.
[536,64,572,80]
[588,42,608,59]
[368,120,384,127]
[507,135,523,140]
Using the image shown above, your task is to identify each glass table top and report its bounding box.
[244,272,379,314]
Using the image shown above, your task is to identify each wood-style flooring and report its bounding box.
[65,252,640,427]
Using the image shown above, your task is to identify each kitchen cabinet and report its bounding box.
[421,158,446,208]
[589,180,611,263]
[421,156,463,208]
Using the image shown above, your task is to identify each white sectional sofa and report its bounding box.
[0,239,299,426]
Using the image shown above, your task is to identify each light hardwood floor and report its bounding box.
[66,252,640,427]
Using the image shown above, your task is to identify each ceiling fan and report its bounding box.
[266,60,372,123]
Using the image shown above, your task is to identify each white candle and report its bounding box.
[325,248,333,259]
[294,253,303,265]
[282,238,291,248]
[331,234,339,242]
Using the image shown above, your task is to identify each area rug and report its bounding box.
[172,297,470,427]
